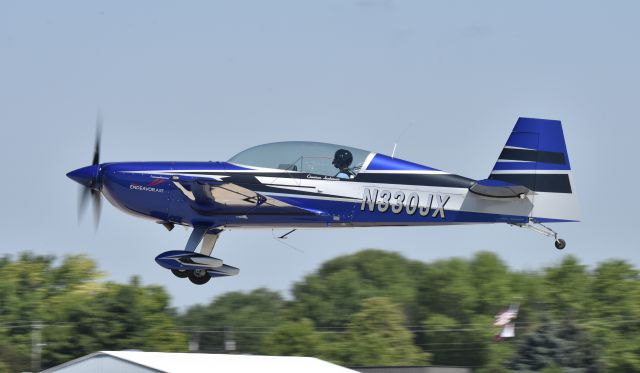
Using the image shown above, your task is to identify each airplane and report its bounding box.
[67,117,579,285]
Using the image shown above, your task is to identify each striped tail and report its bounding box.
[490,117,580,222]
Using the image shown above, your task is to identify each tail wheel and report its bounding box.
[171,269,188,278]
[555,238,566,250]
[188,269,211,285]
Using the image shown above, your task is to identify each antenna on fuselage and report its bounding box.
[391,123,413,158]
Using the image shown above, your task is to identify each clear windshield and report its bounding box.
[228,141,370,178]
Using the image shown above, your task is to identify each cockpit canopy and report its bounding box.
[228,141,371,178]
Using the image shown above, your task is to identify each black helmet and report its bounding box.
[332,149,353,169]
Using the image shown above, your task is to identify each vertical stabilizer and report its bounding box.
[489,118,580,222]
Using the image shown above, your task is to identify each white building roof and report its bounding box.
[43,351,357,373]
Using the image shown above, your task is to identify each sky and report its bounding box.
[1,1,639,309]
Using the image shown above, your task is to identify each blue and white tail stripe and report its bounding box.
[489,117,579,222]
[492,118,571,172]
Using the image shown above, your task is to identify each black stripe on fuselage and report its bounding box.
[499,148,566,165]
[354,173,474,188]
[489,173,572,193]
[168,170,475,189]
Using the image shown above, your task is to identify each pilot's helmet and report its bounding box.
[332,149,353,169]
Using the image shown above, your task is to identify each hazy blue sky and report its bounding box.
[1,1,639,308]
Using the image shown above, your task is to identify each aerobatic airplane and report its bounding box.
[67,117,579,285]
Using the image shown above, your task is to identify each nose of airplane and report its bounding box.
[66,164,100,188]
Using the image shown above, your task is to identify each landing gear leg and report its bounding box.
[510,219,567,250]
[184,226,209,252]
[180,227,222,284]
[156,227,238,284]
[199,229,222,256]
[183,226,222,254]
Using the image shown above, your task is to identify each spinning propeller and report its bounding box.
[67,113,103,229]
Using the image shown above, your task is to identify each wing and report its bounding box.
[174,178,324,216]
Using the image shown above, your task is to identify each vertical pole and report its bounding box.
[31,321,42,372]
[188,332,200,352]
[224,327,236,352]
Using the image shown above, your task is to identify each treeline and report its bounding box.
[0,253,185,372]
[1,250,639,372]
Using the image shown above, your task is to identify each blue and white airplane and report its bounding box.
[67,117,579,285]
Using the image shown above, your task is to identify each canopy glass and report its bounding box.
[228,141,370,178]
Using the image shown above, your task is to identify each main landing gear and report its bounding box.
[187,269,211,285]
[155,227,239,285]
[171,269,188,278]
[510,219,567,250]
[169,268,210,284]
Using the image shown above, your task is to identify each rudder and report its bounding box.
[489,117,580,222]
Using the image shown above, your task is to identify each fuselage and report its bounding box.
[93,153,532,230]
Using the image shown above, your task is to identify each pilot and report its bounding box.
[332,149,355,179]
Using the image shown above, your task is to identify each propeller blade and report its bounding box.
[76,111,104,229]
[92,111,102,166]
[78,187,91,222]
[91,189,101,230]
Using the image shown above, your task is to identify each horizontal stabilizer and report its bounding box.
[469,179,530,198]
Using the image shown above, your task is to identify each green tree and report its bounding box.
[544,256,591,318]
[475,342,515,373]
[470,252,512,315]
[593,330,640,373]
[180,288,286,354]
[262,318,324,357]
[510,317,599,372]
[422,314,494,367]
[0,253,186,371]
[0,332,18,373]
[337,297,428,366]
[588,260,640,372]
[0,253,99,371]
[590,260,640,321]
[415,257,477,322]
[42,277,186,367]
[291,250,423,327]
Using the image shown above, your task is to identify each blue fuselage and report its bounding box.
[76,159,532,230]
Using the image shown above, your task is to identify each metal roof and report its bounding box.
[43,351,357,373]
